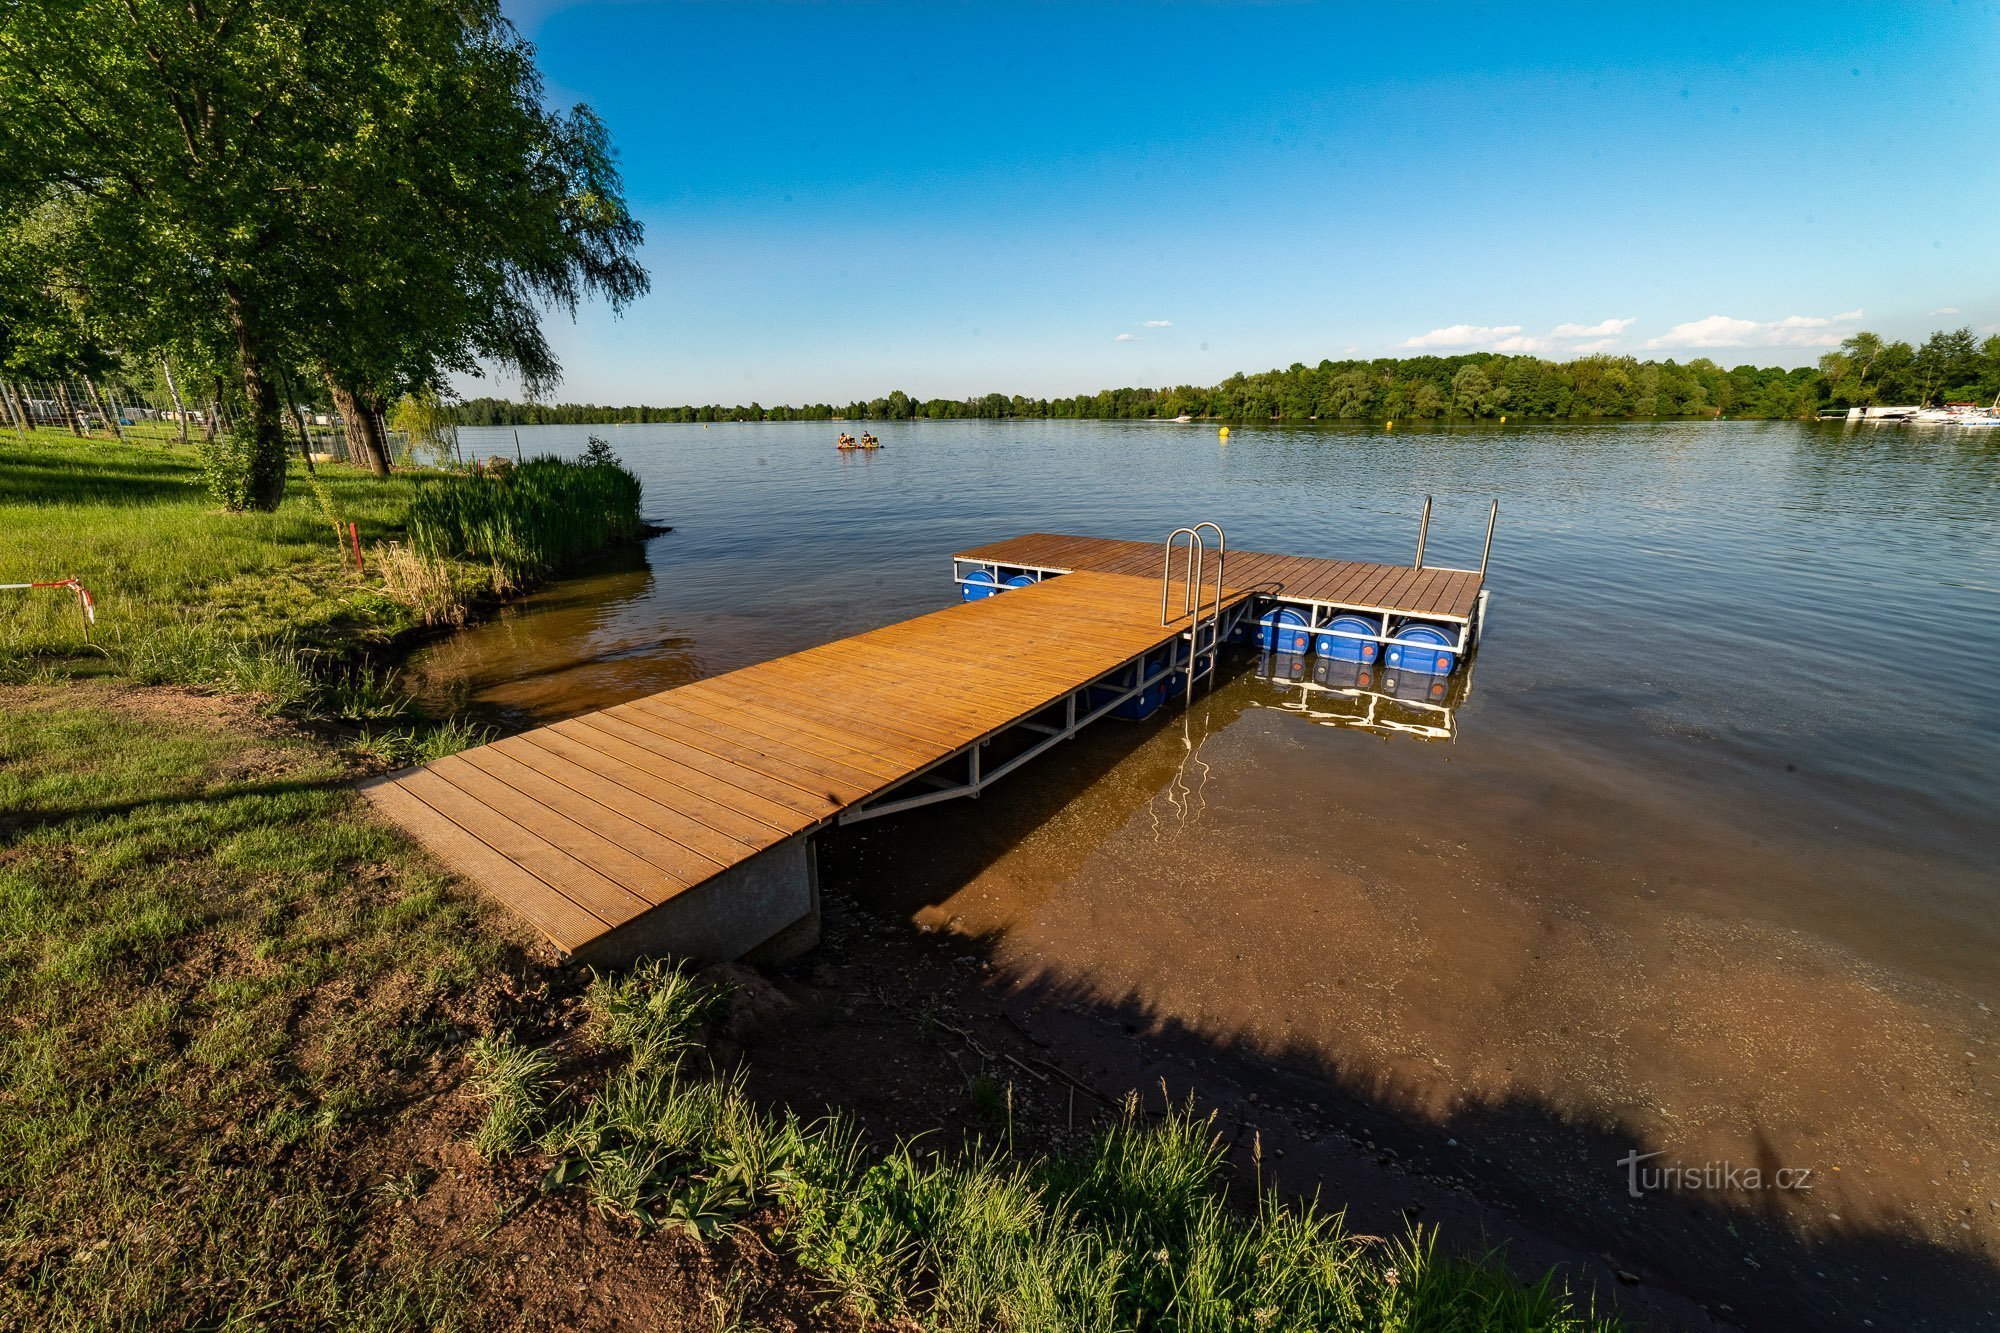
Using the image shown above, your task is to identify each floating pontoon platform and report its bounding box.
[363,510,1494,966]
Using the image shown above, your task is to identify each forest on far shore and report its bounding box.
[453,327,2000,426]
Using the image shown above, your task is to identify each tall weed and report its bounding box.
[405,450,642,581]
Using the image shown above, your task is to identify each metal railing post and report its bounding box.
[1160,527,1202,625]
[1414,495,1432,570]
[1479,499,1499,577]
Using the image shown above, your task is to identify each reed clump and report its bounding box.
[375,541,470,626]
[405,444,643,583]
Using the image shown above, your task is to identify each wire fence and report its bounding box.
[0,374,426,467]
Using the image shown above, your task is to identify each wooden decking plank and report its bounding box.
[562,713,839,818]
[627,695,904,789]
[432,751,714,901]
[458,744,769,870]
[689,674,938,764]
[519,725,807,835]
[395,766,654,927]
[726,664,992,748]
[651,687,925,778]
[604,702,881,803]
[361,777,606,951]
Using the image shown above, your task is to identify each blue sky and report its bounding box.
[489,1,2000,405]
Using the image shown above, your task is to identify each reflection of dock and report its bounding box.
[364,516,1498,967]
[1250,651,1473,742]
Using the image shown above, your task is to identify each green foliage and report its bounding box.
[453,324,2000,427]
[471,966,1618,1330]
[405,452,643,581]
[470,1036,559,1158]
[197,424,261,510]
[0,0,647,510]
[390,390,462,467]
[585,957,714,1071]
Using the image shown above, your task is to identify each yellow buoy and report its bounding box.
[1386,420,1394,430]
[1218,426,1230,440]
[1500,415,1507,424]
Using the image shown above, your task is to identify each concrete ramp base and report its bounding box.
[569,834,819,970]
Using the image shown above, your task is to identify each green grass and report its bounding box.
[477,963,1620,1332]
[0,683,505,1329]
[0,429,442,666]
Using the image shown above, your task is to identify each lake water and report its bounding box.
[416,418,1999,1321]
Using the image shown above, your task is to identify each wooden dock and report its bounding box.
[362,569,1251,965]
[953,532,1484,623]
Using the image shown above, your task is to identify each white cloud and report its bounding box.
[1114,332,1140,342]
[1402,323,1522,349]
[1930,306,1960,316]
[1142,319,1172,328]
[1643,310,1862,349]
[1400,318,1639,355]
[1551,317,1635,339]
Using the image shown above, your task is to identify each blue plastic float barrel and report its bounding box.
[1313,614,1379,664]
[961,569,999,601]
[1003,574,1036,589]
[1382,621,1457,675]
[1257,607,1311,653]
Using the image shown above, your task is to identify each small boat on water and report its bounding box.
[836,431,882,451]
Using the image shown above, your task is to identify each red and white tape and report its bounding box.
[2,579,97,624]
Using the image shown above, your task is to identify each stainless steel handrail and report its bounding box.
[1190,521,1226,619]
[1160,526,1204,626]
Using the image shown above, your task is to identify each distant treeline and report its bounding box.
[451,328,2000,426]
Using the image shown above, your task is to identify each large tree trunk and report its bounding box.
[223,280,288,511]
[322,371,390,476]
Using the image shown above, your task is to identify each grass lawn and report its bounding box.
[1,428,443,661]
[0,429,1622,1330]
[0,681,512,1328]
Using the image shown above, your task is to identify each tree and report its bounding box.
[0,0,645,508]
[1450,364,1508,418]
[1913,327,1979,405]
[1838,331,1886,384]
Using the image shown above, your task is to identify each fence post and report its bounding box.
[161,356,189,445]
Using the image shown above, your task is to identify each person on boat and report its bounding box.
[837,432,854,447]
[860,432,878,447]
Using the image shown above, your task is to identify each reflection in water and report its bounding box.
[400,547,707,730]
[1252,649,1473,742]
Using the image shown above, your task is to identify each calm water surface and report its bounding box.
[415,419,1999,1300]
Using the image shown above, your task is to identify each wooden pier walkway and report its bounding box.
[362,569,1250,964]
[954,533,1484,623]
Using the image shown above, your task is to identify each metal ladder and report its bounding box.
[1160,523,1226,704]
